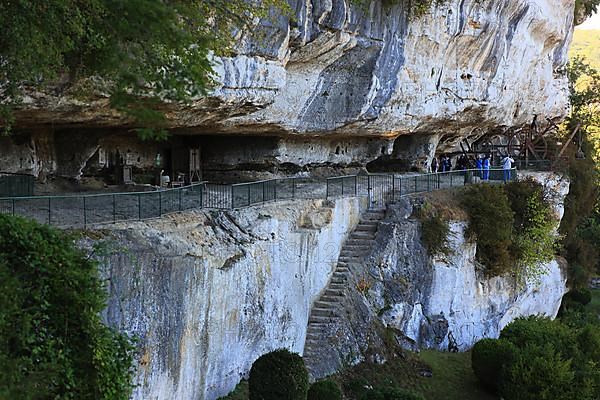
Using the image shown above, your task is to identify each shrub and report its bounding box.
[505,179,557,282]
[248,349,309,400]
[419,210,450,256]
[501,343,575,400]
[500,316,578,359]
[461,179,558,279]
[308,380,342,400]
[566,288,593,305]
[471,338,515,392]
[0,215,135,400]
[361,386,425,400]
[461,185,515,275]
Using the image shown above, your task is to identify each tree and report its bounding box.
[0,0,287,137]
[0,215,135,399]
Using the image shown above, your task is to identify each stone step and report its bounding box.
[355,224,378,232]
[328,283,346,291]
[349,234,376,241]
[344,243,371,249]
[345,238,373,244]
[309,315,338,324]
[324,288,345,297]
[330,278,346,285]
[312,307,337,317]
[314,300,337,309]
[332,270,348,278]
[320,294,344,303]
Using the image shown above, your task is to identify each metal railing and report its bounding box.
[0,173,34,197]
[326,168,516,208]
[0,168,517,228]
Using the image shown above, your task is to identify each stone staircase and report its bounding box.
[302,208,386,377]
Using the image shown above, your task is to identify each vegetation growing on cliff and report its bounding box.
[0,215,135,399]
[461,179,558,280]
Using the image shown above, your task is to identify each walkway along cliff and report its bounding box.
[90,170,569,399]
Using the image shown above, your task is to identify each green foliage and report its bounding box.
[471,338,515,393]
[505,179,558,282]
[461,184,515,275]
[0,0,288,135]
[0,215,135,399]
[308,380,342,400]
[575,0,600,22]
[501,343,575,400]
[248,349,309,400]
[365,386,425,400]
[565,288,593,306]
[418,203,450,256]
[472,315,600,400]
[461,180,558,279]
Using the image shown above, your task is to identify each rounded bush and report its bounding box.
[249,349,309,400]
[471,338,515,392]
[366,386,425,400]
[566,288,593,305]
[308,380,342,400]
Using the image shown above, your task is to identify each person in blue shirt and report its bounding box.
[482,155,490,181]
[475,155,483,178]
[501,155,515,182]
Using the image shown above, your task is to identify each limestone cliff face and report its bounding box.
[14,0,574,139]
[305,171,570,378]
[95,198,366,400]
[95,173,569,399]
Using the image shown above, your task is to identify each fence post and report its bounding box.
[326,179,330,199]
[414,176,417,194]
[113,194,117,222]
[12,199,15,216]
[179,188,183,211]
[138,193,142,220]
[391,174,395,201]
[341,177,344,196]
[158,191,162,217]
[427,175,430,192]
[292,178,296,199]
[354,176,358,196]
[248,184,251,207]
[273,180,277,201]
[399,177,402,198]
[83,196,87,229]
[263,181,266,203]
[450,172,453,187]
[48,198,51,225]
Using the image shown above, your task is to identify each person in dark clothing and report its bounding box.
[431,156,439,173]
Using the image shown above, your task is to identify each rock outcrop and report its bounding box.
[92,172,569,399]
[4,0,575,177]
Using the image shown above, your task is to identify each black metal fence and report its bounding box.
[326,168,516,208]
[0,173,34,197]
[0,168,517,228]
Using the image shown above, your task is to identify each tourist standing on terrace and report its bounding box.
[502,155,515,183]
[482,155,491,181]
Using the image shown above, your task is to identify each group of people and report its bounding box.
[430,153,515,182]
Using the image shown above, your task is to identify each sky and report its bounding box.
[578,11,600,30]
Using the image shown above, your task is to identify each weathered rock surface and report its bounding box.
[93,172,570,398]
[10,0,574,140]
[305,171,570,378]
[95,197,366,400]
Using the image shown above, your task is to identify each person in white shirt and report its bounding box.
[501,155,514,183]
